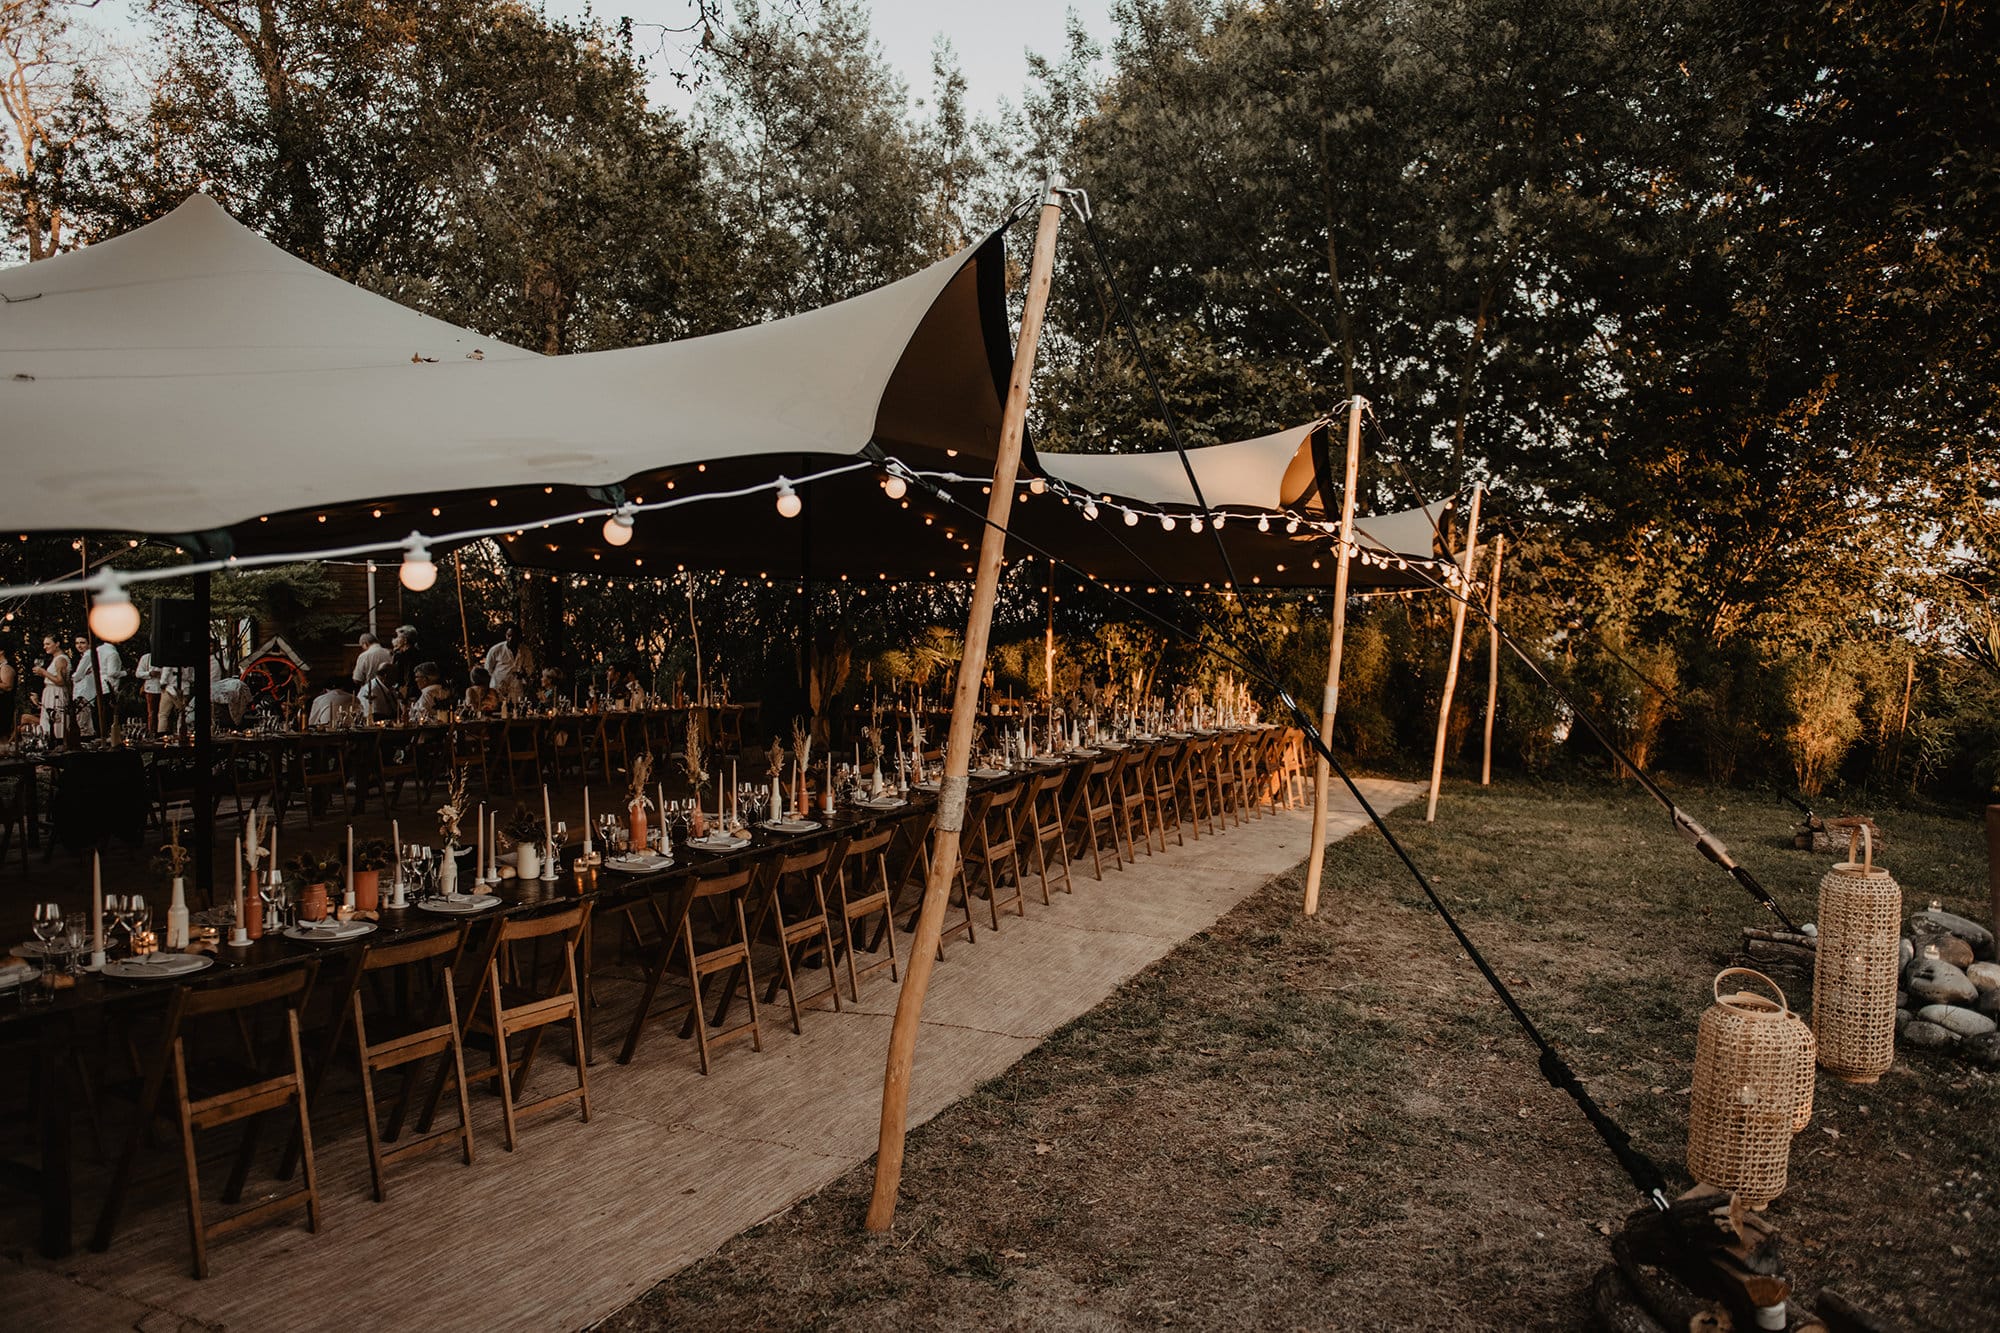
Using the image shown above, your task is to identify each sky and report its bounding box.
[548,0,1113,119]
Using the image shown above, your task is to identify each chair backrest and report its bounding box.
[691,865,756,901]
[494,901,591,945]
[180,959,319,1019]
[834,825,896,867]
[771,843,832,877]
[360,922,467,974]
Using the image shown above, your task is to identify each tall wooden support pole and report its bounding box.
[1889,656,1914,782]
[1302,398,1365,916]
[866,176,1064,1232]
[192,570,215,900]
[1480,533,1505,785]
[1424,485,1482,823]
[1044,557,1056,703]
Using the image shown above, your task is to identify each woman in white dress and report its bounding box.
[32,634,70,739]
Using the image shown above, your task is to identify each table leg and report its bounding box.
[37,1016,73,1258]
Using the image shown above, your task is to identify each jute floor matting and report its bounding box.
[0,779,1420,1331]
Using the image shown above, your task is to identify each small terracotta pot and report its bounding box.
[352,869,380,913]
[300,883,330,923]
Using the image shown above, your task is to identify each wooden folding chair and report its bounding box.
[742,845,843,1034]
[1146,740,1187,848]
[1064,754,1124,879]
[618,868,765,1072]
[600,714,632,781]
[92,963,322,1279]
[294,735,350,824]
[1023,768,1075,900]
[825,825,901,999]
[1179,737,1221,838]
[440,903,593,1152]
[1116,746,1159,857]
[886,806,979,953]
[446,722,490,795]
[964,782,1029,929]
[502,719,544,795]
[348,929,474,1199]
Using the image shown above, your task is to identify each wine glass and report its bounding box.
[63,919,86,974]
[29,903,62,1003]
[550,820,568,871]
[129,895,152,950]
[103,894,131,954]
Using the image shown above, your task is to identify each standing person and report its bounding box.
[135,639,163,734]
[390,625,421,698]
[483,623,520,694]
[33,635,70,739]
[71,632,124,737]
[0,646,18,741]
[156,657,192,736]
[352,631,391,690]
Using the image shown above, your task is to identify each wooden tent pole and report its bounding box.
[865,174,1065,1233]
[452,550,474,674]
[1424,484,1482,822]
[1888,655,1914,782]
[1480,533,1506,785]
[1302,397,1365,916]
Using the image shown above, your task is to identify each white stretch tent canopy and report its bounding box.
[0,194,1013,538]
[1035,422,1449,562]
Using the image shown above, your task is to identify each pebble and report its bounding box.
[1966,961,2000,993]
[1916,1004,1997,1038]
[1912,931,1975,969]
[1910,908,1995,955]
[1904,957,1979,1006]
[1964,1033,2000,1069]
[1900,1020,1958,1050]
[1978,988,2000,1019]
[1899,937,1913,966]
[1895,1008,1912,1035]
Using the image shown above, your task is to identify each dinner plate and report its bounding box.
[971,767,1010,779]
[283,921,377,943]
[416,894,502,915]
[760,819,822,834]
[687,834,751,852]
[0,963,35,990]
[1028,755,1067,766]
[914,780,942,792]
[102,953,215,980]
[11,940,60,959]
[851,796,907,810]
[606,854,674,873]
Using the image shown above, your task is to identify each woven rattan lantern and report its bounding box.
[1811,826,1901,1084]
[1688,969,1815,1208]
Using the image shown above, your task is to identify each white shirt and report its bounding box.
[484,640,517,690]
[71,642,124,700]
[211,677,250,726]
[353,642,393,688]
[309,688,358,727]
[137,653,163,694]
[358,675,399,720]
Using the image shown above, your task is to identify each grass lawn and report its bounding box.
[601,775,1998,1331]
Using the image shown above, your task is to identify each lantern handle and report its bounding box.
[1845,822,1874,875]
[1713,966,1789,1016]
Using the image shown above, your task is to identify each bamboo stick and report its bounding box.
[1302,399,1364,916]
[1481,533,1505,786]
[1424,484,1482,822]
[866,174,1066,1232]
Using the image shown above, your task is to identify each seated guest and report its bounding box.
[308,677,360,727]
[211,674,251,728]
[358,670,399,721]
[463,667,500,715]
[410,663,452,721]
[539,666,564,707]
[622,662,650,709]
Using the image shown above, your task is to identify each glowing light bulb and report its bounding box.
[1213,513,1227,529]
[1084,501,1099,521]
[1190,516,1205,534]
[883,474,908,500]
[400,537,438,591]
[1257,516,1271,533]
[1123,509,1139,527]
[1285,518,1300,534]
[776,481,802,518]
[1028,477,1046,495]
[602,506,636,546]
[1160,514,1177,532]
[87,580,139,643]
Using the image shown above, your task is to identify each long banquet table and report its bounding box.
[3,727,1283,1260]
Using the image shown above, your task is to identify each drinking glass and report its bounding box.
[129,895,152,947]
[28,903,61,1005]
[104,894,131,954]
[63,920,86,974]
